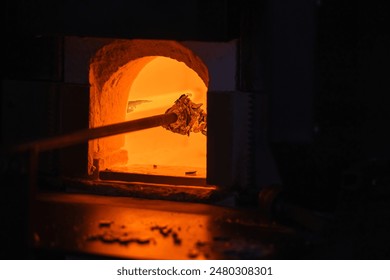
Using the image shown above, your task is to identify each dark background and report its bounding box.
[1,0,389,259]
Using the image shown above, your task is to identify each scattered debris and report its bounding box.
[172,232,182,245]
[188,248,200,259]
[188,241,210,259]
[151,225,172,237]
[151,225,182,246]
[98,220,114,228]
[195,241,207,247]
[87,222,155,246]
[87,232,153,246]
[185,170,197,176]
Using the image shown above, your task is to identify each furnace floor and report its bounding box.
[110,164,206,178]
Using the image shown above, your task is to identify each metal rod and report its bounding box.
[9,112,178,153]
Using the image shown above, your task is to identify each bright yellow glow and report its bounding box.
[123,56,207,177]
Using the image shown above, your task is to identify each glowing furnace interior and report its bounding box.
[89,40,208,180]
[123,56,207,177]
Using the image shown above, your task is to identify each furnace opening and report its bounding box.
[124,56,207,177]
[89,40,209,182]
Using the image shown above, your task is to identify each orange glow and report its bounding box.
[122,56,207,178]
[89,40,209,182]
[84,205,211,259]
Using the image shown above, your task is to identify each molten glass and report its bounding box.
[163,94,207,136]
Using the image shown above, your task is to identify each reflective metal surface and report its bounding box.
[31,193,302,259]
